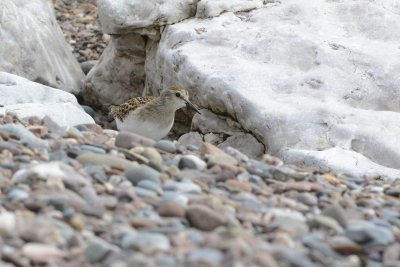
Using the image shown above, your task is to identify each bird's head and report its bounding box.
[160,85,201,113]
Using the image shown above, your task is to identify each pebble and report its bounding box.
[121,232,171,252]
[328,236,362,254]
[85,237,113,263]
[155,139,176,153]
[125,164,161,185]
[177,132,203,148]
[322,204,348,227]
[139,147,163,170]
[163,181,202,193]
[178,154,207,170]
[157,201,186,217]
[186,204,227,231]
[346,220,394,249]
[77,153,139,170]
[22,243,65,263]
[200,143,238,166]
[137,180,163,194]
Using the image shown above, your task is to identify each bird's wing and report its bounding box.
[110,96,156,121]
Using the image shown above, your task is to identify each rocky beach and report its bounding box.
[0,0,399,266]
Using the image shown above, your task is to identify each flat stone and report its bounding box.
[140,147,163,170]
[155,140,176,153]
[218,133,264,159]
[163,181,202,193]
[186,204,227,231]
[77,153,139,170]
[177,132,203,148]
[125,164,161,185]
[328,236,363,254]
[199,142,238,166]
[121,232,171,252]
[22,243,65,264]
[137,180,162,194]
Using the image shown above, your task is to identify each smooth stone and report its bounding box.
[199,143,238,166]
[328,236,363,254]
[268,218,309,237]
[218,132,264,159]
[224,179,252,192]
[155,140,176,153]
[140,147,163,170]
[81,105,95,117]
[309,215,343,233]
[276,248,319,267]
[0,212,17,236]
[121,232,171,252]
[125,165,161,185]
[22,243,65,264]
[80,144,106,154]
[77,153,139,170]
[134,187,158,199]
[383,243,400,265]
[137,180,162,194]
[322,204,348,227]
[115,131,156,149]
[161,193,189,208]
[177,132,203,148]
[223,146,249,162]
[187,248,224,267]
[178,155,207,170]
[186,204,227,231]
[346,220,395,249]
[80,60,98,74]
[157,201,186,217]
[7,188,29,201]
[163,181,202,193]
[266,208,306,222]
[85,237,113,263]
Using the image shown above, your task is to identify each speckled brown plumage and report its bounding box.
[110,96,156,121]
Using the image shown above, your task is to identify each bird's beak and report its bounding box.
[184,99,201,114]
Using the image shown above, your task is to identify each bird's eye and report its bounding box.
[175,92,181,97]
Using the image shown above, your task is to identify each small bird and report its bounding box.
[110,85,201,140]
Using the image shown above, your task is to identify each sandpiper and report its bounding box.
[110,85,201,140]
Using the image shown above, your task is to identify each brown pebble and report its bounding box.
[186,204,227,231]
[225,179,252,192]
[157,201,186,217]
[328,236,362,254]
[27,125,48,137]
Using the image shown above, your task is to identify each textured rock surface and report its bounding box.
[0,0,84,93]
[146,0,400,179]
[0,72,94,127]
[96,0,197,34]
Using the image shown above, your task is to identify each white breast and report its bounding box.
[116,113,174,141]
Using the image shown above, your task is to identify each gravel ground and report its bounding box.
[53,0,109,63]
[0,112,399,267]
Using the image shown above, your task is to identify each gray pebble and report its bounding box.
[126,164,161,185]
[177,132,203,148]
[85,237,113,263]
[80,145,106,154]
[155,140,176,153]
[163,181,202,193]
[121,232,171,252]
[137,180,163,194]
[187,248,224,267]
[178,155,206,170]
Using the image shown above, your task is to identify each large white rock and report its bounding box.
[0,72,94,127]
[97,0,198,34]
[146,0,400,180]
[0,0,84,94]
